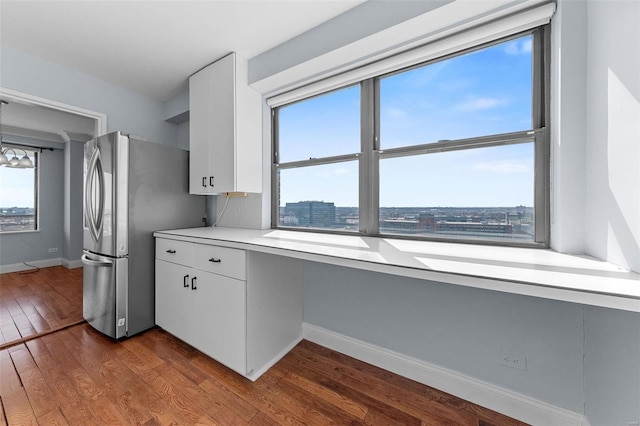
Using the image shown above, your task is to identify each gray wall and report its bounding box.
[584,307,640,426]
[248,0,453,86]
[62,139,85,263]
[303,262,586,413]
[0,147,64,265]
[1,46,190,266]
[1,47,178,148]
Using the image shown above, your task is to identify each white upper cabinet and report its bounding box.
[189,53,262,195]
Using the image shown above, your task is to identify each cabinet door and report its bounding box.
[155,260,192,340]
[189,66,214,195]
[192,270,246,375]
[208,53,236,193]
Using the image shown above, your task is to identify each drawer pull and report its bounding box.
[166,249,176,254]
[191,276,197,290]
[183,274,189,288]
[209,258,222,263]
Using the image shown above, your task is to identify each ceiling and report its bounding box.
[1,0,364,102]
[1,0,364,143]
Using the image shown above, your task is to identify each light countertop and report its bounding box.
[154,227,640,312]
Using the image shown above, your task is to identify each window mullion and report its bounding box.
[533,26,550,245]
[359,79,377,234]
[271,109,280,228]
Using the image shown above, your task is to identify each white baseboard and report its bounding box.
[246,335,303,382]
[302,323,589,426]
[0,258,63,274]
[62,258,83,269]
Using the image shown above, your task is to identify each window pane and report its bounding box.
[278,85,361,163]
[379,143,534,242]
[0,151,37,232]
[278,161,358,231]
[380,35,533,148]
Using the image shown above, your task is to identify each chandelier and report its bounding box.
[0,147,35,168]
[0,99,35,168]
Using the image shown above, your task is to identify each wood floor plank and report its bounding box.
[148,374,221,425]
[36,407,69,426]
[29,349,95,425]
[1,388,38,426]
[0,266,84,348]
[0,265,531,426]
[9,358,58,418]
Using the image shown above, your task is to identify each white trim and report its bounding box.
[0,87,107,137]
[0,258,63,274]
[265,2,555,106]
[62,258,83,269]
[245,336,303,382]
[302,323,589,426]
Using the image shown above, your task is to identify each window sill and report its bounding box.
[154,227,640,312]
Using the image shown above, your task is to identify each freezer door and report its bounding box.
[83,132,129,257]
[82,252,128,339]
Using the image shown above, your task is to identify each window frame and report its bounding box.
[0,145,39,233]
[272,25,550,248]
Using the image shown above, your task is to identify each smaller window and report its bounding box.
[277,85,361,163]
[0,147,38,232]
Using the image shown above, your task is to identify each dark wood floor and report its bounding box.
[0,266,83,349]
[0,266,528,425]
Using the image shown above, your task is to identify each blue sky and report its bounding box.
[0,161,36,207]
[278,35,534,208]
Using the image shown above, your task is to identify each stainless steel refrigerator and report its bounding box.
[82,131,204,339]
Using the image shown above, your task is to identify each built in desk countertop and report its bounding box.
[154,227,640,312]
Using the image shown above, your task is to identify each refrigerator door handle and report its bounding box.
[85,147,105,242]
[81,254,114,267]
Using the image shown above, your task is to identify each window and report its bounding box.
[0,147,38,232]
[272,27,549,247]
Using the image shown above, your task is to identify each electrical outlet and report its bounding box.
[498,353,527,371]
[48,247,59,253]
[224,191,248,198]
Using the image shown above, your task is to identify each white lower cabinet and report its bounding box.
[155,236,301,380]
[192,269,246,374]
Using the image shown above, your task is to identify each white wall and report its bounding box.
[549,0,588,255]
[584,0,640,273]
[581,1,640,425]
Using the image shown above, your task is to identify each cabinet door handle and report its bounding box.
[209,176,214,187]
[166,249,176,254]
[183,274,189,288]
[202,177,207,187]
[208,258,221,263]
[191,276,197,290]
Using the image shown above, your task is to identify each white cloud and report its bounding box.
[504,38,532,55]
[457,96,506,112]
[384,107,408,118]
[333,168,350,175]
[474,161,529,174]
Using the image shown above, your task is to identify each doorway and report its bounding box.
[0,88,106,347]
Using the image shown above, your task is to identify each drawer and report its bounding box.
[156,238,193,266]
[193,244,246,280]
